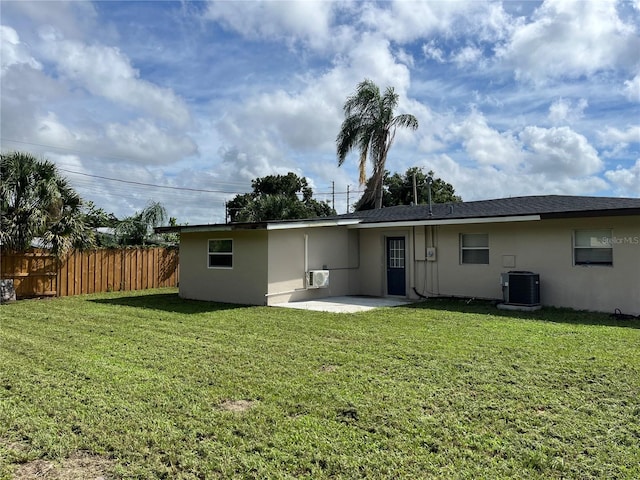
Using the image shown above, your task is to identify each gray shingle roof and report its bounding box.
[332,195,640,224]
[162,195,640,233]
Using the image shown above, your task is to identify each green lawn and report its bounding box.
[1,289,639,479]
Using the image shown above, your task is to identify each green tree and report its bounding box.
[379,167,461,208]
[227,172,335,223]
[115,201,167,245]
[336,79,418,210]
[0,151,93,256]
[82,201,120,247]
[161,217,180,245]
[82,201,118,229]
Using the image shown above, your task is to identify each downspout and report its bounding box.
[412,225,428,300]
[412,226,417,296]
[304,233,308,277]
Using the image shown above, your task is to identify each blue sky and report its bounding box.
[2,0,639,224]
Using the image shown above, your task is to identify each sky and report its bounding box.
[1,0,639,225]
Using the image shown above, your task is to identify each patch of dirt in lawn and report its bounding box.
[319,364,338,372]
[0,438,29,455]
[219,399,257,412]
[11,450,115,480]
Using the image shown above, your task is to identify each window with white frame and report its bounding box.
[460,233,489,264]
[208,239,233,268]
[574,229,612,266]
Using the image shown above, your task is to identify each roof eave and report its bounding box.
[174,218,362,233]
[351,214,542,228]
[540,208,640,219]
[266,219,362,230]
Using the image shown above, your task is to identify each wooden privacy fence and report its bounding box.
[0,247,179,298]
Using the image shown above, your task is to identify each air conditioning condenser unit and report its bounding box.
[500,271,540,306]
[307,270,330,288]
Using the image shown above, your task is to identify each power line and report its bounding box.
[59,168,248,194]
[0,137,253,188]
[2,136,366,197]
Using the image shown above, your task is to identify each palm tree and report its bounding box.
[0,151,93,256]
[115,201,167,245]
[336,79,418,209]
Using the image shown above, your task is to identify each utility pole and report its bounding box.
[427,176,433,216]
[412,173,418,205]
[346,185,350,213]
[332,181,335,211]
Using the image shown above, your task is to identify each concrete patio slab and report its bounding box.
[272,296,414,313]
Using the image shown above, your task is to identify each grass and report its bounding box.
[1,289,639,479]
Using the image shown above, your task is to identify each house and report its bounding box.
[169,195,640,315]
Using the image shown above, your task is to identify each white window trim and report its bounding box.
[460,233,490,265]
[208,238,233,269]
[573,229,613,267]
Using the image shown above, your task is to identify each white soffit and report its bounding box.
[181,225,234,233]
[181,215,542,233]
[266,219,362,230]
[350,215,542,229]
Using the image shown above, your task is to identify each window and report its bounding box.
[460,233,489,264]
[574,230,612,266]
[208,239,233,268]
[388,238,405,268]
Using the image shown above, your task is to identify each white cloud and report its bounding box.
[346,33,412,93]
[360,1,456,42]
[395,48,414,68]
[213,31,415,186]
[4,0,637,224]
[548,98,588,124]
[624,74,640,102]
[422,152,607,202]
[598,124,640,158]
[0,31,197,170]
[204,0,335,50]
[605,159,640,196]
[217,146,295,185]
[361,1,513,44]
[35,111,78,146]
[2,1,98,41]
[498,0,640,82]
[30,112,197,166]
[599,125,640,146]
[448,110,523,168]
[422,40,445,63]
[0,25,41,73]
[39,29,191,127]
[427,121,608,201]
[103,119,198,165]
[520,126,603,176]
[452,46,483,67]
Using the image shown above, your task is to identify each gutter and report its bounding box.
[351,215,541,229]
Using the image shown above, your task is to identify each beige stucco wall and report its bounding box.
[355,227,414,297]
[265,226,357,304]
[179,230,268,305]
[179,214,638,314]
[421,216,640,315]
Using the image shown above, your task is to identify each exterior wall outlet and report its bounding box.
[426,247,437,261]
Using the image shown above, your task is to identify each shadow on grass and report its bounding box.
[405,297,640,329]
[91,293,251,314]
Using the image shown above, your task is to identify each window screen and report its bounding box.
[460,233,489,264]
[574,230,612,266]
[208,239,233,268]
